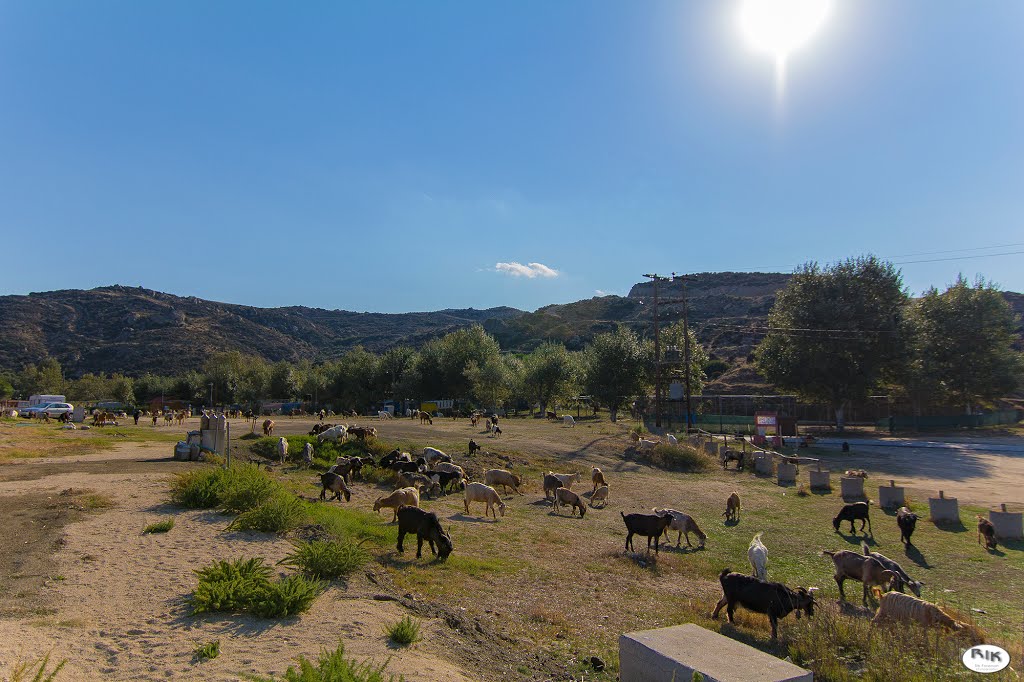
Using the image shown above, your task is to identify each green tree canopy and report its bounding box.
[755,256,907,430]
[583,326,651,422]
[660,322,710,399]
[521,342,578,415]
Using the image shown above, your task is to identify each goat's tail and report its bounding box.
[620,511,627,520]
[861,541,871,556]
[719,568,731,583]
[821,550,836,557]
[753,532,763,542]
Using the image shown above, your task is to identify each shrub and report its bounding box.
[639,444,714,473]
[250,642,403,682]
[190,557,324,619]
[228,494,307,533]
[194,640,220,661]
[171,467,230,508]
[143,518,175,534]
[384,616,421,646]
[249,575,326,618]
[219,465,282,514]
[359,465,395,486]
[278,539,369,580]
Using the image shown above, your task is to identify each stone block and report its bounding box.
[990,505,1023,540]
[754,453,774,476]
[620,623,813,682]
[809,470,831,490]
[929,491,959,523]
[777,462,797,485]
[878,481,905,509]
[840,476,865,500]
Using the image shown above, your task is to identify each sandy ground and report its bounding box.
[0,441,476,681]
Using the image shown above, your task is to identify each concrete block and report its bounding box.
[809,470,831,491]
[929,491,959,523]
[840,476,865,500]
[990,504,1023,540]
[620,623,813,682]
[777,462,797,485]
[754,453,774,476]
[878,480,905,509]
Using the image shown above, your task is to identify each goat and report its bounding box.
[373,487,420,522]
[484,469,523,495]
[866,550,924,597]
[721,449,745,471]
[747,532,768,580]
[667,433,678,445]
[591,467,607,494]
[822,545,896,606]
[390,460,423,475]
[977,516,997,550]
[319,471,352,503]
[463,482,505,519]
[896,507,918,545]
[872,591,962,631]
[550,472,582,490]
[621,512,672,555]
[423,447,451,464]
[377,410,392,420]
[418,410,433,425]
[723,492,741,522]
[653,509,707,549]
[302,443,314,468]
[711,570,816,640]
[545,410,558,420]
[833,502,872,535]
[490,424,502,437]
[553,488,586,517]
[433,462,466,478]
[637,438,658,452]
[378,449,406,468]
[347,426,377,440]
[395,472,441,498]
[274,437,288,463]
[468,440,481,455]
[563,415,576,427]
[844,469,868,478]
[590,485,609,507]
[396,505,453,560]
[430,470,466,495]
[262,419,275,437]
[542,473,563,500]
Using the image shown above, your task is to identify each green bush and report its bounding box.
[228,494,307,533]
[171,467,230,508]
[219,465,283,514]
[279,540,369,580]
[359,465,395,486]
[190,557,323,619]
[251,642,403,682]
[194,640,220,662]
[640,444,714,473]
[143,518,175,534]
[384,615,421,646]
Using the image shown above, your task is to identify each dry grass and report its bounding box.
[0,420,180,461]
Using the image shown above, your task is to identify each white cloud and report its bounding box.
[595,289,609,296]
[494,261,560,279]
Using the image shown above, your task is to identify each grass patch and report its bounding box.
[8,653,67,682]
[227,493,307,533]
[194,640,220,662]
[305,500,394,545]
[250,641,404,682]
[0,420,179,461]
[638,443,714,472]
[143,517,175,534]
[82,493,114,510]
[219,465,284,514]
[190,557,324,619]
[171,466,230,508]
[384,615,421,646]
[278,539,369,581]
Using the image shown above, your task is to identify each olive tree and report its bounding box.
[583,327,651,422]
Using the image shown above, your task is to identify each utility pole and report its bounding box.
[673,274,697,434]
[644,273,670,428]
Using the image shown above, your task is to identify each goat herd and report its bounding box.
[283,419,997,646]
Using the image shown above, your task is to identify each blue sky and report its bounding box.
[2,1,1022,312]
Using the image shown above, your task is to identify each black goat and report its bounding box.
[621,512,673,555]
[468,439,481,455]
[896,507,918,545]
[833,502,872,535]
[319,471,352,502]
[396,505,453,559]
[711,570,815,640]
[430,470,464,494]
[379,449,404,468]
[390,460,422,474]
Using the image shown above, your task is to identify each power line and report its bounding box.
[892,250,1024,265]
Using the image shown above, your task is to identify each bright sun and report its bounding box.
[738,0,832,59]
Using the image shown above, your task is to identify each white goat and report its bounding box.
[563,415,576,427]
[667,434,678,445]
[748,532,768,580]
[276,437,288,463]
[317,424,348,443]
[463,482,506,519]
[551,472,582,489]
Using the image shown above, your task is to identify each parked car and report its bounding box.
[21,402,74,417]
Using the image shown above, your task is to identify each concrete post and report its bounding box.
[878,480,905,509]
[929,490,960,523]
[809,469,831,491]
[754,452,774,476]
[989,504,1023,540]
[777,462,797,485]
[840,476,865,500]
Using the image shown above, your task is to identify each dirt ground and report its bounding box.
[0,415,1020,681]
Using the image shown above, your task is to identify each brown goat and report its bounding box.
[723,492,741,522]
[977,515,997,550]
[823,544,896,606]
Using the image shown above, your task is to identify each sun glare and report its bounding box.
[739,0,832,58]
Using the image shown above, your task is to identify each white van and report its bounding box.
[29,394,66,406]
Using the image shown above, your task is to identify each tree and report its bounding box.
[909,276,1022,413]
[0,375,13,400]
[583,327,651,422]
[109,374,136,406]
[67,373,109,403]
[268,361,301,400]
[329,348,379,411]
[755,256,907,431]
[660,322,710,398]
[521,342,577,415]
[414,326,502,400]
[377,346,418,403]
[15,358,64,397]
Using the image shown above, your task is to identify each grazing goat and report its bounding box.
[543,473,563,500]
[721,449,745,471]
[396,473,441,498]
[423,447,451,464]
[484,469,523,495]
[373,487,420,522]
[667,433,678,445]
[468,439,481,455]
[319,472,352,502]
[563,415,576,427]
[276,437,288,463]
[833,502,872,535]
[430,470,466,495]
[463,482,505,519]
[490,424,502,437]
[621,512,672,554]
[551,472,582,490]
[396,505,453,560]
[377,410,392,420]
[418,410,433,424]
[591,467,607,494]
[347,426,377,440]
[433,462,466,478]
[262,419,275,437]
[590,485,609,507]
[653,509,707,549]
[390,460,423,475]
[553,488,586,517]
[302,443,314,468]
[712,570,816,640]
[637,438,658,452]
[896,507,918,545]
[747,532,768,580]
[545,410,558,420]
[151,413,159,426]
[723,492,741,522]
[977,516,997,550]
[866,550,923,597]
[872,591,962,631]
[822,545,896,606]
